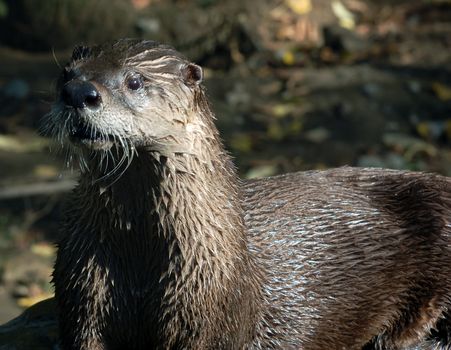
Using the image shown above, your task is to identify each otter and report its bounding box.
[42,39,451,350]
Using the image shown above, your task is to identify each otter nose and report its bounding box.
[61,80,101,109]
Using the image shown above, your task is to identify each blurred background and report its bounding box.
[0,0,450,324]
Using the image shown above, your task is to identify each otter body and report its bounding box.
[45,39,451,350]
[245,169,451,349]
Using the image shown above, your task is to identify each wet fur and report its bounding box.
[245,168,451,349]
[47,39,451,349]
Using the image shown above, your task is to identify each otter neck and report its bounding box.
[81,137,247,258]
[75,137,262,347]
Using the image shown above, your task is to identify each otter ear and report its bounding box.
[181,63,203,86]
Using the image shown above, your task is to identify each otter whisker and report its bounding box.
[78,147,89,174]
[92,137,129,184]
[64,146,71,170]
[99,149,106,172]
[105,148,113,174]
[98,128,111,173]
[51,47,62,69]
[61,113,72,145]
[90,124,96,141]
[104,139,135,188]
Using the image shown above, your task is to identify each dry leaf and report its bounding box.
[282,51,295,65]
[331,0,356,29]
[432,82,451,101]
[33,165,59,179]
[245,165,277,179]
[17,293,54,308]
[0,135,49,152]
[268,122,285,140]
[416,122,430,139]
[31,243,56,258]
[230,134,253,153]
[131,0,151,10]
[273,103,295,118]
[285,0,312,15]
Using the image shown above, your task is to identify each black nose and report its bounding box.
[61,80,101,109]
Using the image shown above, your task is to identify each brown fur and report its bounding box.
[44,39,451,350]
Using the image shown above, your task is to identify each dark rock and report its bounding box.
[323,25,371,54]
[0,298,58,350]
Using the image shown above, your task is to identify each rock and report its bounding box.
[323,24,371,54]
[361,83,382,98]
[2,80,29,100]
[304,127,330,143]
[0,298,58,350]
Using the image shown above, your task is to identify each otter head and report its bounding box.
[43,39,206,162]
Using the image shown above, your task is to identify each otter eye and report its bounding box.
[126,76,144,91]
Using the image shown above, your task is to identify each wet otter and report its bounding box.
[43,39,451,350]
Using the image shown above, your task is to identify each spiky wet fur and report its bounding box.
[47,39,451,350]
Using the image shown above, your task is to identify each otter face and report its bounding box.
[42,39,204,156]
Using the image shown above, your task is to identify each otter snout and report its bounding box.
[56,80,115,150]
[61,80,102,110]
